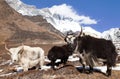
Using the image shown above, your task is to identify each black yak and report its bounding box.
[48,44,75,70]
[64,28,118,76]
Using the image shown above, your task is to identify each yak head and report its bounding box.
[5,44,24,64]
[64,27,84,45]
[64,33,76,45]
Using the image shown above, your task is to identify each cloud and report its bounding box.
[49,4,97,25]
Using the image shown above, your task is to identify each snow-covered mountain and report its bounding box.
[5,0,120,49]
[5,0,97,33]
[83,27,102,38]
[102,28,120,42]
[5,0,40,16]
[102,28,120,50]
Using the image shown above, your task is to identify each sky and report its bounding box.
[21,0,120,32]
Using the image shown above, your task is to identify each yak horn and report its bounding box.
[79,26,83,36]
[5,43,9,51]
[5,44,11,55]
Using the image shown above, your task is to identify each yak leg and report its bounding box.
[89,66,93,74]
[23,67,28,71]
[106,64,112,76]
[64,58,68,65]
[23,64,29,71]
[61,59,64,64]
[62,57,68,65]
[88,57,95,74]
[35,64,40,70]
[51,60,56,70]
[79,52,86,73]
[20,62,28,72]
[79,57,86,73]
[31,59,40,70]
[40,58,45,69]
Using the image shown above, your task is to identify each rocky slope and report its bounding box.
[24,15,65,37]
[0,0,63,45]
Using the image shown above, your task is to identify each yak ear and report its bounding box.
[18,47,24,55]
[6,51,11,55]
[83,33,85,36]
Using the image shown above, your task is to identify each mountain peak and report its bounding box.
[5,0,97,33]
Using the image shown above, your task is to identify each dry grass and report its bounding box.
[1,67,120,79]
[0,44,120,79]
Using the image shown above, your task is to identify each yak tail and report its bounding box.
[107,49,118,67]
[112,50,118,67]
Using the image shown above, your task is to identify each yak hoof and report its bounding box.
[89,70,93,74]
[81,68,86,73]
[106,70,111,77]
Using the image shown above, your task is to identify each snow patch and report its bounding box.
[68,55,79,62]
[76,65,120,74]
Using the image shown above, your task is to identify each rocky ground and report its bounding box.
[0,44,120,79]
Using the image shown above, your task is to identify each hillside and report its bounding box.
[0,0,63,45]
[24,15,65,38]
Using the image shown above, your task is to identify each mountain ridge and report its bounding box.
[0,0,64,45]
[5,0,97,32]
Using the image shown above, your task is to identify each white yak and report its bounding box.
[5,44,45,71]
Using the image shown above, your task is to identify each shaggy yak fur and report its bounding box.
[48,44,75,70]
[65,34,118,76]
